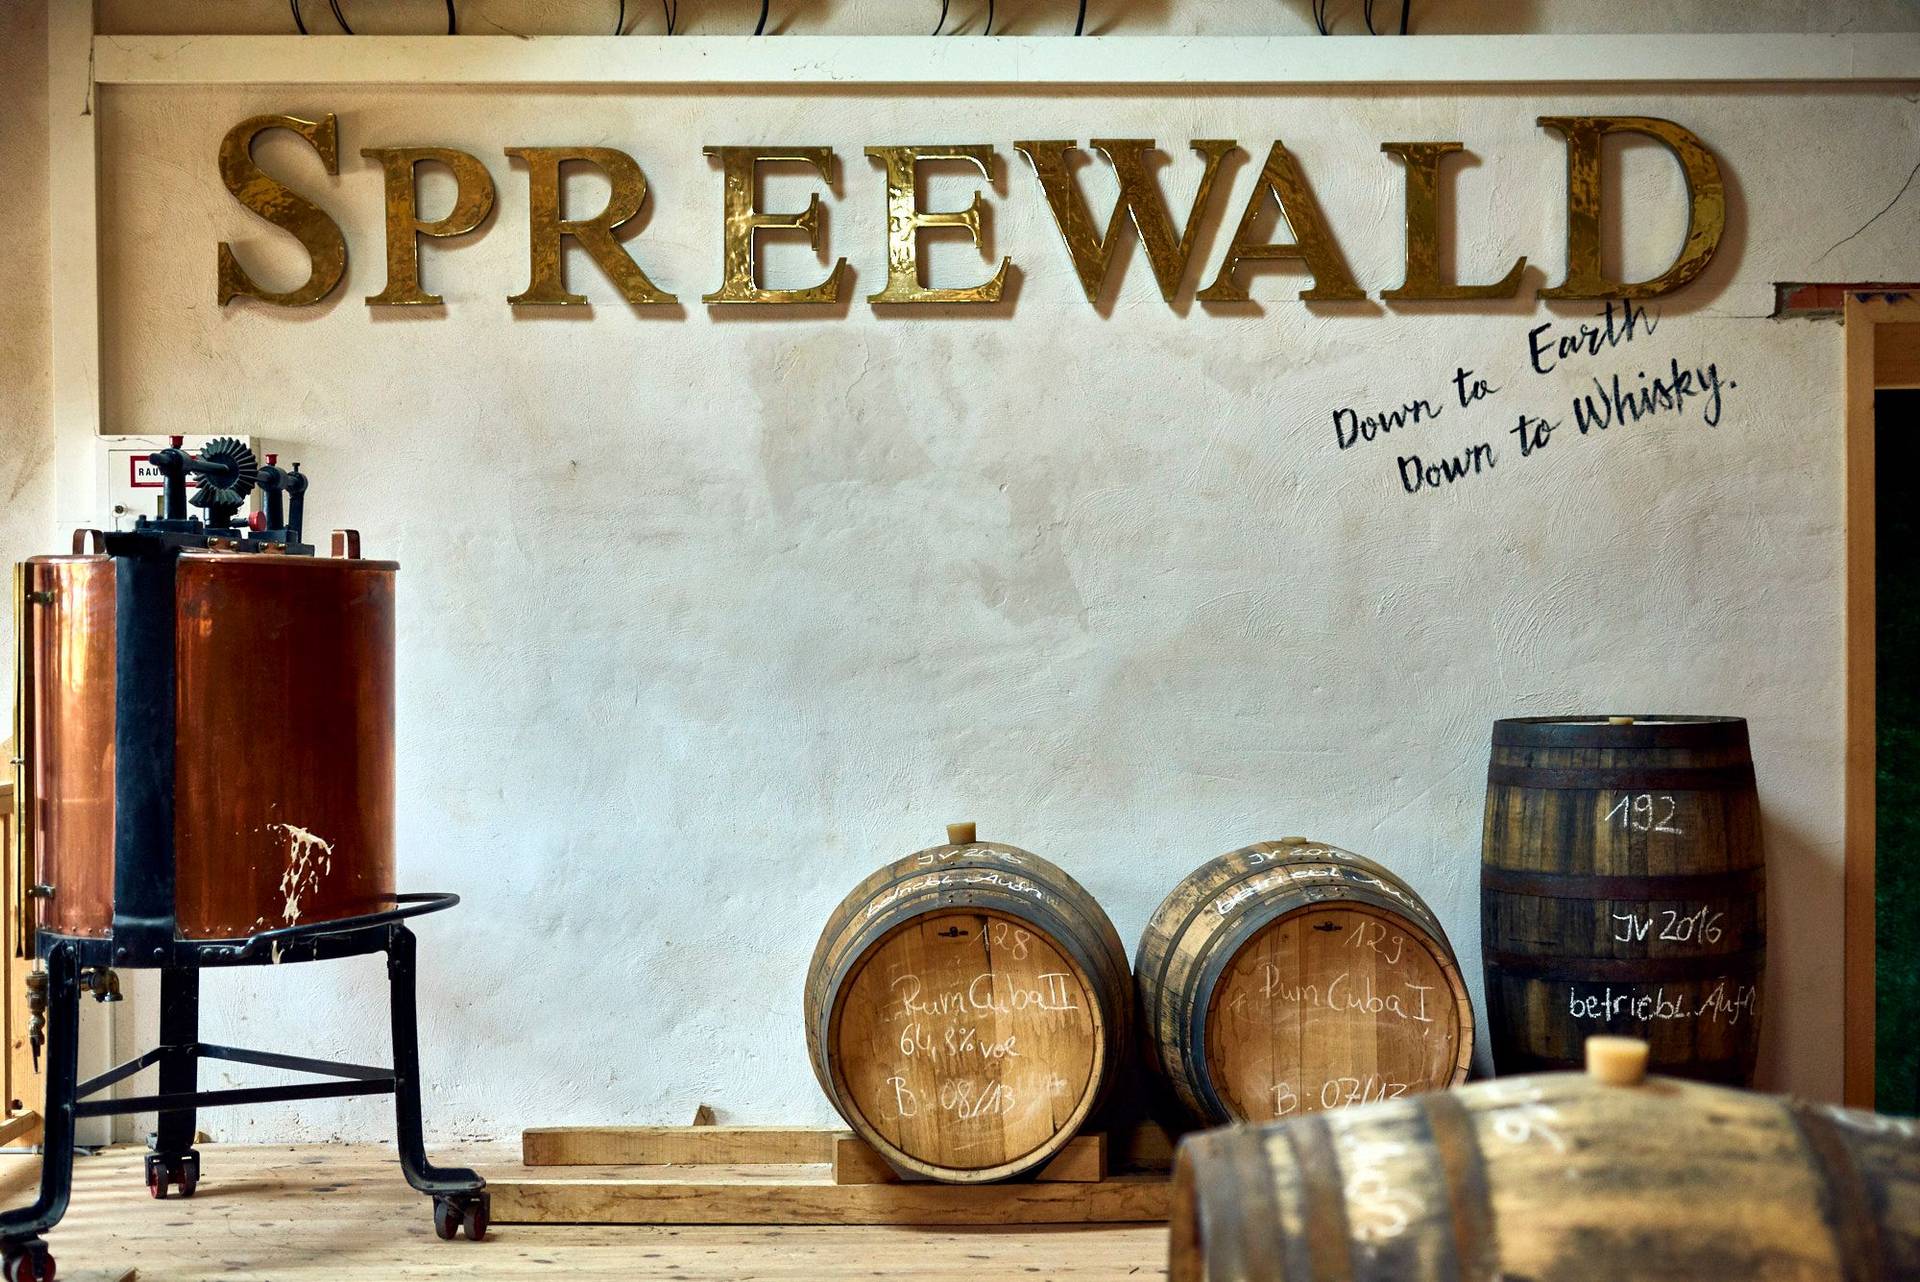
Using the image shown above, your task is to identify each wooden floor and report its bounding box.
[0,1144,1169,1280]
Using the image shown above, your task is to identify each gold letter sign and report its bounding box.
[216,113,346,307]
[506,147,677,306]
[1015,139,1237,305]
[865,145,1011,305]
[1197,141,1363,303]
[702,146,847,305]
[1538,115,1725,300]
[1379,142,1526,301]
[362,147,496,306]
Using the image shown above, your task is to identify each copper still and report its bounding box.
[2,439,486,1282]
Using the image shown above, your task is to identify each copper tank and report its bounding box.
[21,548,397,940]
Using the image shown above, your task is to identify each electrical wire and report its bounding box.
[983,0,993,35]
[1362,0,1411,34]
[328,0,353,33]
[662,0,676,33]
[1311,0,1330,36]
[1074,0,1086,35]
[933,0,947,35]
[445,0,457,33]
[290,0,309,34]
[616,0,625,33]
[754,0,768,34]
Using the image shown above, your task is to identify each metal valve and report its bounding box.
[84,969,122,1004]
[24,969,46,1075]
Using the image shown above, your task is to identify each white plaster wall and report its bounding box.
[0,0,51,695]
[82,79,1919,1140]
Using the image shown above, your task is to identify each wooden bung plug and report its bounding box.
[946,822,977,846]
[1586,1036,1650,1087]
[1608,715,1636,726]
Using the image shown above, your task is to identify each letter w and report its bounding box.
[1015,139,1237,305]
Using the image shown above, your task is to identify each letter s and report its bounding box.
[217,113,347,306]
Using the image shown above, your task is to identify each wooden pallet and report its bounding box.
[490,1126,1170,1226]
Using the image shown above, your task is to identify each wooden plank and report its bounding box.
[91,33,1920,90]
[1877,323,1920,389]
[1108,1120,1176,1174]
[0,1112,42,1150]
[1846,295,1885,1108]
[522,1125,839,1167]
[834,1133,1106,1185]
[487,1170,1169,1226]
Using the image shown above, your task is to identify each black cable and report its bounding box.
[328,0,353,33]
[616,0,625,33]
[445,0,456,33]
[662,0,676,33]
[933,0,947,35]
[1311,0,1330,36]
[754,0,768,34]
[983,0,993,35]
[1074,0,1085,35]
[290,0,308,34]
[1363,0,1412,35]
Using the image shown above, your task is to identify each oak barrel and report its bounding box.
[1481,715,1764,1084]
[804,824,1132,1183]
[1136,838,1472,1128]
[1170,1038,1920,1282]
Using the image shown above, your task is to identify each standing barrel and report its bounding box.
[804,824,1131,1183]
[1136,837,1472,1128]
[1481,715,1764,1084]
[1170,1037,1920,1282]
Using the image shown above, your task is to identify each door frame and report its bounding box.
[1844,291,1920,1109]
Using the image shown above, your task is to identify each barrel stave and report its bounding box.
[1139,841,1472,1130]
[1173,1071,1917,1282]
[806,837,1130,1183]
[1481,716,1765,1085]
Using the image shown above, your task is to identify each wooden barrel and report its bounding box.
[1170,1037,1920,1282]
[804,824,1132,1183]
[1135,838,1472,1129]
[1481,715,1765,1085]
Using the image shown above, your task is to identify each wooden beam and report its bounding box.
[1843,291,1878,1111]
[0,1111,41,1149]
[833,1133,1106,1185]
[91,33,1920,89]
[522,1125,840,1167]
[487,1170,1169,1225]
[1876,323,1920,389]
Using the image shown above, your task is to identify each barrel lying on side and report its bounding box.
[1481,715,1765,1085]
[1136,837,1472,1129]
[804,825,1132,1183]
[1171,1039,1920,1282]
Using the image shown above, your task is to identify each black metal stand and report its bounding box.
[0,901,487,1282]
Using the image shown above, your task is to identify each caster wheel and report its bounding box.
[146,1168,169,1200]
[432,1198,460,1241]
[176,1169,198,1199]
[3,1248,54,1282]
[462,1197,489,1242]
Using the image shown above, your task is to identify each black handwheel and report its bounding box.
[461,1196,489,1242]
[432,1197,460,1241]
